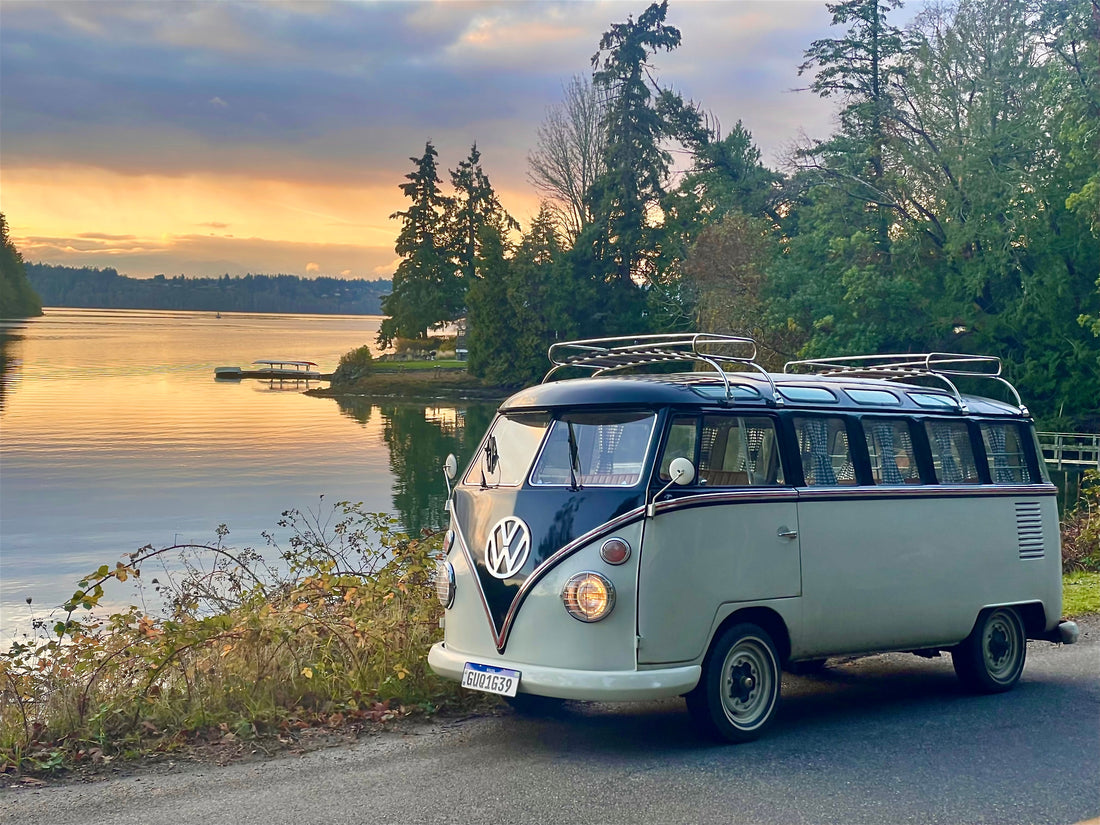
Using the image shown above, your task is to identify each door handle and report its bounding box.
[777,527,798,540]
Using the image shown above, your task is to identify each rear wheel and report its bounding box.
[686,623,780,743]
[952,607,1026,693]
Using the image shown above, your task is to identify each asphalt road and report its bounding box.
[3,619,1097,825]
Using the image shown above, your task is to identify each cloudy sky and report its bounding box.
[0,1,912,281]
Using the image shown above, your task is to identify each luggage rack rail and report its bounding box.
[783,352,1028,414]
[544,334,780,405]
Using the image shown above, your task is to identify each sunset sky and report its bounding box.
[0,1,919,281]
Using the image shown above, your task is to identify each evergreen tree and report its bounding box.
[587,0,683,321]
[0,214,43,319]
[449,144,519,290]
[378,142,456,347]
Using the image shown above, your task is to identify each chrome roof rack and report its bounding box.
[544,333,781,405]
[783,352,1028,415]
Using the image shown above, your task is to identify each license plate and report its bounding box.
[461,662,520,697]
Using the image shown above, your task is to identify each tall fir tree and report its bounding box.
[378,142,456,348]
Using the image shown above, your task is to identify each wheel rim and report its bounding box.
[982,610,1023,684]
[719,637,776,730]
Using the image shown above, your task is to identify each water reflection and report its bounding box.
[335,398,497,535]
[0,327,25,412]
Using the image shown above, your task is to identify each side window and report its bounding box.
[925,420,980,484]
[793,416,855,486]
[658,415,698,481]
[698,416,784,486]
[981,422,1031,484]
[864,419,920,485]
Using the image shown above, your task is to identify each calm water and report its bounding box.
[0,309,494,637]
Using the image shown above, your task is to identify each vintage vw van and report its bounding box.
[427,335,1078,743]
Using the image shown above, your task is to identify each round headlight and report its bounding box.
[562,572,616,623]
[599,537,631,565]
[435,560,455,609]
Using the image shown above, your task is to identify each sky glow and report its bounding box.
[0,0,880,280]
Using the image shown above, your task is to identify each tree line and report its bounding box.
[0,214,43,319]
[380,0,1099,431]
[24,264,391,316]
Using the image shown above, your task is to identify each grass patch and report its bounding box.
[375,360,465,371]
[0,505,480,775]
[1063,571,1100,617]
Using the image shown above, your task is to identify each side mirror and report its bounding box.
[443,453,458,501]
[647,457,696,518]
[668,457,695,486]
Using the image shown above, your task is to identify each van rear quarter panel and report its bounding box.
[796,488,1062,657]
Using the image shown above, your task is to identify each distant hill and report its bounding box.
[25,264,391,316]
[1,216,43,318]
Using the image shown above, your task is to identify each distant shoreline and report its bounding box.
[306,368,513,402]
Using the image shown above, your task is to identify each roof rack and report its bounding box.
[783,352,1027,415]
[544,334,780,405]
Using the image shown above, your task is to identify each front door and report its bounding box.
[637,413,801,665]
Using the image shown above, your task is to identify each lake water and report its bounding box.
[0,308,495,638]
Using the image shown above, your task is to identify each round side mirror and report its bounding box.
[443,454,458,481]
[668,457,696,486]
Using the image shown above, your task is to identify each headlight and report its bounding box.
[562,572,616,622]
[443,529,455,555]
[435,560,455,609]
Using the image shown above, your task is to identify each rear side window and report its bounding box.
[981,422,1031,484]
[793,416,855,486]
[697,416,784,486]
[925,420,980,484]
[864,419,920,485]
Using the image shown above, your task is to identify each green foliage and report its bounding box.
[1062,471,1100,574]
[332,345,374,386]
[0,504,471,774]
[1062,571,1100,617]
[0,214,43,319]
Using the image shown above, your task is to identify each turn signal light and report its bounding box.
[600,537,631,565]
[562,572,616,623]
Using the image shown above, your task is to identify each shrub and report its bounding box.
[1062,470,1100,573]
[332,345,374,385]
[0,504,470,774]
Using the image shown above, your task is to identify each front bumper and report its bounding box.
[428,642,701,701]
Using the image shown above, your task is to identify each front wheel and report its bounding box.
[686,623,780,743]
[952,607,1026,693]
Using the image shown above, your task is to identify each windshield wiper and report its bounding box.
[567,421,582,491]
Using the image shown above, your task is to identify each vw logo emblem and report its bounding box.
[484,516,532,580]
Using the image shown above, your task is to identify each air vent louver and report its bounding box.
[1015,501,1044,559]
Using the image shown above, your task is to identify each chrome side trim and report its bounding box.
[794,483,1058,502]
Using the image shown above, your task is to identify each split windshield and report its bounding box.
[465,410,657,489]
[531,411,656,488]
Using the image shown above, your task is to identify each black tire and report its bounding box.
[686,623,781,743]
[504,693,566,717]
[785,658,828,676]
[952,607,1026,694]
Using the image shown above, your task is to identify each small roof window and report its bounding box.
[908,392,959,410]
[847,389,901,406]
[690,384,762,401]
[779,386,837,403]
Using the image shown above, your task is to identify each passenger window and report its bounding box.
[925,420,980,484]
[698,416,784,486]
[864,419,920,485]
[793,416,855,486]
[981,422,1030,484]
[658,416,697,481]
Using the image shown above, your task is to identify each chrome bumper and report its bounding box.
[428,642,701,701]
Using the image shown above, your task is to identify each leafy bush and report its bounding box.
[0,504,470,774]
[332,345,374,385]
[1062,470,1100,573]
